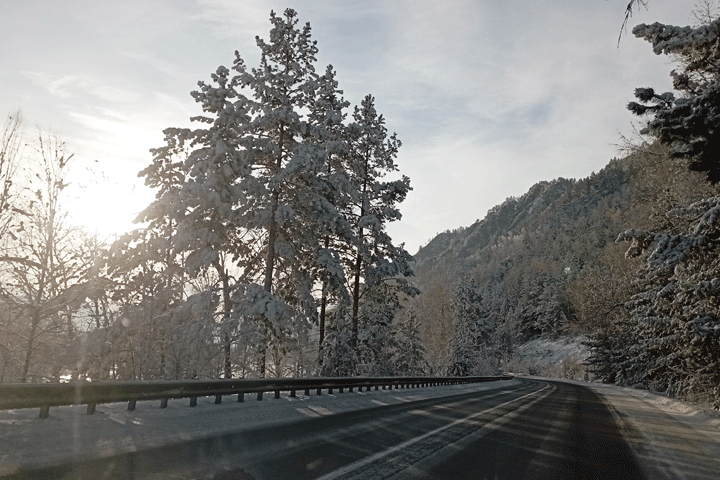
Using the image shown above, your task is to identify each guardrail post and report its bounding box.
[190,397,197,407]
[274,390,280,399]
[87,403,96,415]
[215,395,222,404]
[316,388,322,395]
[375,385,379,391]
[160,398,168,408]
[238,393,244,403]
[328,387,333,394]
[305,388,310,396]
[339,387,344,393]
[128,400,137,411]
[349,386,354,392]
[290,389,296,398]
[39,406,49,419]
[257,391,263,401]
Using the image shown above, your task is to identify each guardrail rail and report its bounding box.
[0,375,513,419]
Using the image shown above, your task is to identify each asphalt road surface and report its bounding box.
[6,378,718,479]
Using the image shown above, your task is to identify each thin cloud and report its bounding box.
[21,71,138,103]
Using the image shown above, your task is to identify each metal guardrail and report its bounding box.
[0,375,513,418]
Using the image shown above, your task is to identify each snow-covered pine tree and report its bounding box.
[516,274,570,339]
[227,9,322,376]
[137,63,247,378]
[345,95,416,347]
[139,9,365,378]
[628,17,720,184]
[446,276,491,376]
[307,65,353,355]
[319,304,357,376]
[355,279,408,376]
[394,306,427,376]
[615,15,720,404]
[616,199,720,404]
[104,223,188,380]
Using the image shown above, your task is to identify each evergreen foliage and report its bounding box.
[446,277,492,376]
[134,8,414,378]
[628,17,720,184]
[607,198,720,404]
[394,306,427,376]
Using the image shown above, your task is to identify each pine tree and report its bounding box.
[319,305,357,376]
[346,95,415,347]
[628,17,720,184]
[616,13,720,405]
[140,9,418,378]
[615,198,720,404]
[446,276,490,376]
[394,306,427,376]
[137,9,418,378]
[307,65,353,355]
[138,62,254,378]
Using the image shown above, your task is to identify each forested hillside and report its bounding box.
[410,144,712,376]
[411,10,720,406]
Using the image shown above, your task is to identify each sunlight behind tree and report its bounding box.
[64,165,153,239]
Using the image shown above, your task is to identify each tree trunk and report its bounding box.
[351,249,362,347]
[319,282,327,353]
[318,236,330,355]
[259,123,285,378]
[351,160,369,348]
[215,263,233,379]
[20,311,40,383]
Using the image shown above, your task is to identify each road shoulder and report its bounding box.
[520,376,720,480]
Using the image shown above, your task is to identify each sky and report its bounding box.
[0,0,697,253]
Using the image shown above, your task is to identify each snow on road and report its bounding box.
[0,379,521,476]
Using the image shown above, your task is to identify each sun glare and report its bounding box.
[66,176,151,239]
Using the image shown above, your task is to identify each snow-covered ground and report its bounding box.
[508,335,590,380]
[0,379,521,476]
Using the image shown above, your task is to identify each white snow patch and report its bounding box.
[505,335,590,380]
[514,335,590,364]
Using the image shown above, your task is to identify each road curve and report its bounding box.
[6,378,668,479]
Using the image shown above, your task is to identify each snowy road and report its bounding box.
[3,378,720,479]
